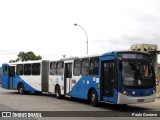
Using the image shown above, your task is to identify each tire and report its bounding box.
[55,86,62,99]
[90,89,98,106]
[17,84,25,94]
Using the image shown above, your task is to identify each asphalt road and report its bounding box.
[0,87,160,120]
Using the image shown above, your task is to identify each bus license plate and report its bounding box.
[137,99,144,103]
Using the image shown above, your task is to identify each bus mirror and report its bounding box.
[115,57,122,71]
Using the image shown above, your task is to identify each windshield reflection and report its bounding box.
[122,61,155,89]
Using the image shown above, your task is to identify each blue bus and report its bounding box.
[1,60,49,94]
[1,51,156,106]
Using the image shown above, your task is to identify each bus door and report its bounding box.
[64,63,73,95]
[100,60,115,102]
[2,65,9,89]
[8,66,15,89]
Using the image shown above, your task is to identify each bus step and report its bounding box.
[65,95,71,98]
[100,101,114,104]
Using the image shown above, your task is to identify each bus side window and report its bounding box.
[103,62,110,96]
[32,63,40,75]
[3,66,8,76]
[50,62,57,75]
[24,64,31,75]
[90,58,99,75]
[57,61,64,75]
[110,62,115,83]
[16,64,23,75]
[9,66,15,77]
[81,59,90,76]
[73,60,81,76]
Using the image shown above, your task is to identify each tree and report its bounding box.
[9,51,42,62]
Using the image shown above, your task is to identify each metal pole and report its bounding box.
[74,23,88,55]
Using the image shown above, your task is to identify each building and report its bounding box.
[157,64,160,73]
[0,67,2,84]
[131,44,158,71]
[157,64,160,93]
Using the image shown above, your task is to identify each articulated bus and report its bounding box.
[1,51,156,106]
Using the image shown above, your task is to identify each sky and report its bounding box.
[0,0,160,65]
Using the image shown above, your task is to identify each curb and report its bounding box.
[156,94,160,98]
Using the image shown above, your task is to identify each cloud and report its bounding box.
[0,0,160,64]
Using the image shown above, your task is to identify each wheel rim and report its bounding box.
[19,87,23,93]
[91,93,95,102]
[18,85,24,94]
[56,91,59,97]
[56,88,59,97]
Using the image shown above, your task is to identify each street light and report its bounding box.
[74,23,88,55]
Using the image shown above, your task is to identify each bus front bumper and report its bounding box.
[117,93,155,104]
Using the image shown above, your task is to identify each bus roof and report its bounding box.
[2,60,49,65]
[50,50,150,62]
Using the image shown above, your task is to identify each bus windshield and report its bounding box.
[122,60,155,89]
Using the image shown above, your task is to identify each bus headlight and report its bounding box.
[132,91,135,95]
[123,90,128,95]
[153,90,155,93]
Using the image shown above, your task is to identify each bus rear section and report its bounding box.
[1,60,49,94]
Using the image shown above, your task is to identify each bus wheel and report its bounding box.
[17,84,25,94]
[55,86,61,99]
[90,89,98,106]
